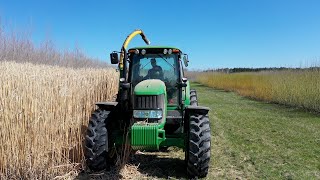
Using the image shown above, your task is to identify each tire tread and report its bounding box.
[186,113,211,178]
[84,109,110,171]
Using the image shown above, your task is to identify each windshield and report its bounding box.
[130,53,179,104]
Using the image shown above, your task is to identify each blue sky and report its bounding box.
[1,0,320,69]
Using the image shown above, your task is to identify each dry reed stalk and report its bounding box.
[116,120,134,169]
[0,61,118,179]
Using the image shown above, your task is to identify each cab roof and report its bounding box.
[129,46,181,52]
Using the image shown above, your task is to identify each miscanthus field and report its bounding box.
[196,70,320,113]
[0,61,118,179]
[0,28,119,179]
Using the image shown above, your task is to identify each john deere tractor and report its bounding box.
[84,30,211,178]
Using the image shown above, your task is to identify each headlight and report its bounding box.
[163,49,168,54]
[141,49,146,55]
[133,110,162,119]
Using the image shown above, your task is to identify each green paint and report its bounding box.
[134,79,166,96]
[131,79,169,150]
[160,134,185,149]
[167,105,179,111]
[183,81,191,106]
[131,123,166,150]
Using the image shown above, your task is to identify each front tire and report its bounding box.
[186,113,211,178]
[84,109,116,171]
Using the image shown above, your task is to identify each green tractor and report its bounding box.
[84,30,211,178]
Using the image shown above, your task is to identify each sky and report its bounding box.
[1,0,320,69]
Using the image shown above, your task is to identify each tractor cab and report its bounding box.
[128,47,184,106]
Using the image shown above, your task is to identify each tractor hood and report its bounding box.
[134,79,166,96]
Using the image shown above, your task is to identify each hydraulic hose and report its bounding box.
[118,29,150,112]
[119,29,150,71]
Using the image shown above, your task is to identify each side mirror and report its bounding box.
[178,77,188,88]
[183,55,189,67]
[110,52,119,64]
[182,77,188,83]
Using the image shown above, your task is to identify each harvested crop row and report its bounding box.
[0,61,118,179]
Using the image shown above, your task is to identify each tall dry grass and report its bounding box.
[0,61,118,179]
[197,70,320,112]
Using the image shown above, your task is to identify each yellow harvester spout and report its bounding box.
[119,29,150,70]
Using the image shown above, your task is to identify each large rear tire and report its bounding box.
[190,90,198,106]
[84,109,116,171]
[186,113,211,178]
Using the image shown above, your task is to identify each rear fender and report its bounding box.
[95,102,118,111]
[185,105,210,118]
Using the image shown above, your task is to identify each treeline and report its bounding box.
[0,22,109,68]
[204,67,320,73]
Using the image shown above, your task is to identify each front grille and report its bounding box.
[134,94,164,109]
